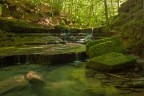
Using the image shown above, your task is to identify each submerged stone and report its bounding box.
[87,37,127,58]
[87,52,136,72]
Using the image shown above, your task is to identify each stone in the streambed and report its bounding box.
[87,37,127,58]
[87,52,136,72]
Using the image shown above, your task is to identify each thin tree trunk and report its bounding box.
[117,0,120,10]
[143,0,144,8]
[0,4,2,16]
[110,0,115,16]
[104,0,109,31]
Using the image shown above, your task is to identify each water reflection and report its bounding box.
[0,64,119,96]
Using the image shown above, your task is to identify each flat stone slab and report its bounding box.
[87,52,136,72]
[0,43,86,65]
[0,43,85,56]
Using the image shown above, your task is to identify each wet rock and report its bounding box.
[0,31,65,47]
[0,71,43,95]
[86,37,111,52]
[76,34,93,44]
[86,37,127,58]
[0,43,86,66]
[94,73,107,79]
[87,52,136,72]
[85,69,96,77]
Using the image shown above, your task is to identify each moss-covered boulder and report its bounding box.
[87,37,127,58]
[87,52,136,72]
[86,37,112,52]
[0,17,50,32]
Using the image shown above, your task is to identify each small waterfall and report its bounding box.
[61,29,70,43]
[74,52,81,64]
[0,56,4,67]
[45,42,48,49]
[26,54,29,64]
[16,55,21,65]
[91,27,94,37]
[63,32,67,42]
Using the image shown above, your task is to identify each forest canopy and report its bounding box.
[1,0,127,28]
[29,0,127,27]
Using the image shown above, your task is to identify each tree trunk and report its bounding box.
[104,0,109,31]
[117,0,120,10]
[143,0,144,8]
[0,4,2,16]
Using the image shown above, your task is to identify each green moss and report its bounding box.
[121,19,144,37]
[87,37,127,58]
[86,37,112,52]
[120,19,144,50]
[55,24,69,32]
[0,17,44,28]
[121,20,144,31]
[87,52,136,72]
[90,52,135,65]
[0,17,49,32]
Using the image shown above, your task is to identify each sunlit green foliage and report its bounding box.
[6,0,126,27]
[53,0,127,27]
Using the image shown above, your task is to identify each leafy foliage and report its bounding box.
[5,0,126,28]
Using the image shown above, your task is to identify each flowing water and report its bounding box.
[0,63,121,96]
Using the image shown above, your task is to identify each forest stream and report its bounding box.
[0,62,144,96]
[0,0,144,96]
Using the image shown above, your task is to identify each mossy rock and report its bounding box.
[0,17,48,32]
[55,24,69,32]
[87,52,136,72]
[87,37,127,58]
[86,37,112,52]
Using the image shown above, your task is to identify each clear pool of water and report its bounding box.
[0,63,120,96]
